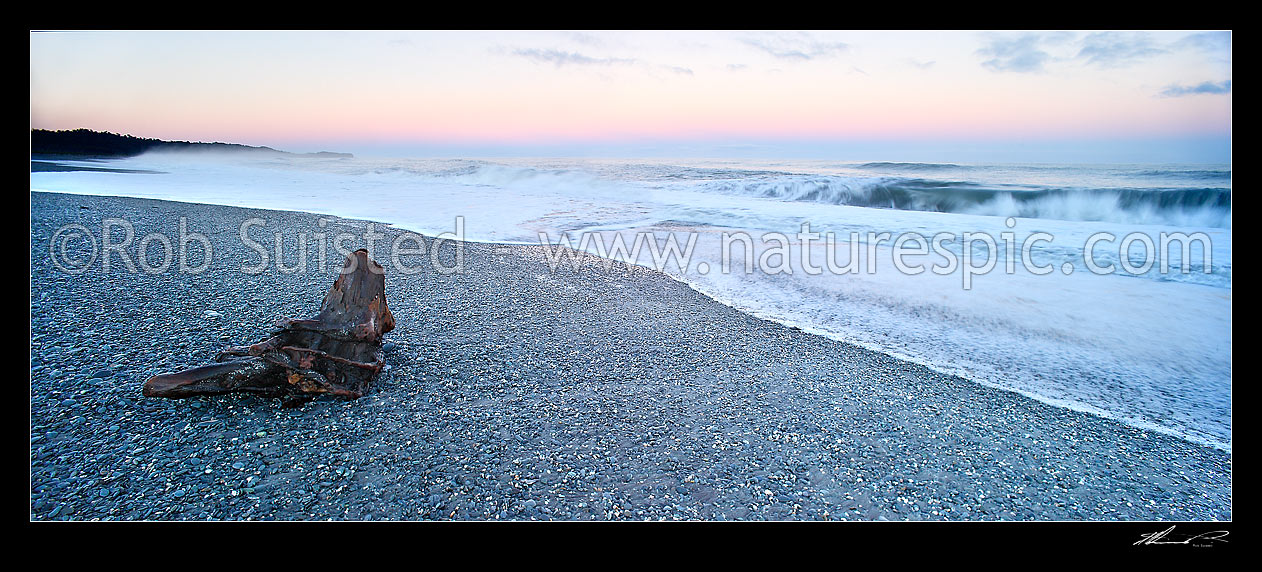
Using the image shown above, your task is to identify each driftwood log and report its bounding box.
[143,249,395,406]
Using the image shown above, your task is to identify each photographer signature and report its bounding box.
[1134,525,1229,546]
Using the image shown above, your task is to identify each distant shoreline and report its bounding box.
[30,128,352,159]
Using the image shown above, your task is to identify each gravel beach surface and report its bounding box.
[29,191,1231,521]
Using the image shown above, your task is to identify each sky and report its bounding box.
[29,30,1232,162]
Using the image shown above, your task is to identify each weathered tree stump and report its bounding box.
[143,249,395,406]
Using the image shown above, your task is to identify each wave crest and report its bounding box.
[702,175,1231,227]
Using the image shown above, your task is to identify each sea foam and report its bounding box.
[31,153,1233,450]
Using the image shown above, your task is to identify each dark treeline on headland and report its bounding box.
[30,129,352,158]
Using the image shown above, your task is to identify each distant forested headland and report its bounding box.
[30,129,352,158]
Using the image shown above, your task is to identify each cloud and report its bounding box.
[1172,31,1231,66]
[726,63,748,71]
[507,46,693,79]
[1076,32,1166,68]
[568,32,604,47]
[906,58,935,69]
[511,48,636,67]
[740,33,849,60]
[1174,31,1231,54]
[977,31,1226,75]
[1160,80,1232,97]
[976,33,1053,73]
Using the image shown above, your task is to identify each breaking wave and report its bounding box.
[697,175,1231,228]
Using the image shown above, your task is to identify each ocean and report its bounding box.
[30,152,1232,451]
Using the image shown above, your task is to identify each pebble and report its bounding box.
[26,192,1234,523]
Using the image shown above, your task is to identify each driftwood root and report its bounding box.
[143,249,395,404]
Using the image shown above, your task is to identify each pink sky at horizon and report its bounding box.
[30,31,1231,157]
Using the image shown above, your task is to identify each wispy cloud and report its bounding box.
[511,48,636,67]
[1076,32,1166,68]
[1160,80,1232,97]
[662,65,694,76]
[741,33,849,60]
[976,33,1054,73]
[726,63,748,71]
[568,32,604,47]
[1174,31,1231,54]
[1172,31,1231,67]
[977,31,1229,76]
[906,58,936,70]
